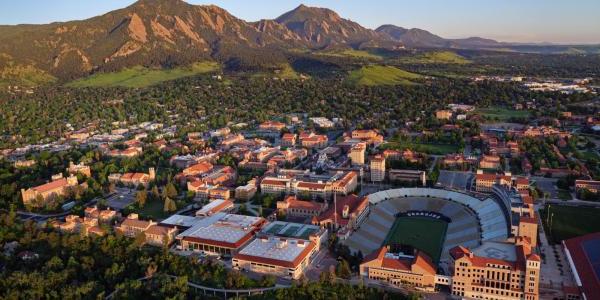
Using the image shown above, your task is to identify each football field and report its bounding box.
[383,216,448,263]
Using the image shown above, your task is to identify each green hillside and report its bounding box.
[317,49,383,60]
[0,64,57,87]
[67,62,219,88]
[347,65,423,86]
[401,51,471,64]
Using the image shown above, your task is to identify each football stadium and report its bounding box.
[345,188,511,266]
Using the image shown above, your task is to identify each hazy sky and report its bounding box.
[1,0,599,44]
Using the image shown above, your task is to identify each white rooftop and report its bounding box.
[196,199,233,216]
[160,214,201,228]
[177,213,263,244]
[238,236,312,263]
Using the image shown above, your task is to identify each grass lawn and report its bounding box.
[67,61,219,88]
[473,106,530,122]
[129,199,170,220]
[251,63,302,80]
[579,150,600,162]
[383,216,448,263]
[399,51,471,64]
[557,190,572,200]
[383,141,459,155]
[347,65,423,86]
[317,49,383,60]
[540,204,600,244]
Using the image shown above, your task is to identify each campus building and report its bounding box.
[475,170,530,193]
[176,213,267,257]
[349,143,366,165]
[574,179,600,193]
[21,174,82,207]
[232,222,326,280]
[312,194,369,235]
[475,170,512,193]
[260,170,358,200]
[67,161,92,177]
[449,238,540,300]
[370,155,386,182]
[351,129,384,145]
[233,236,317,280]
[360,247,439,292]
[281,133,297,147]
[115,214,177,246]
[388,169,427,186]
[299,132,328,149]
[108,168,156,188]
[277,195,328,219]
[195,199,234,217]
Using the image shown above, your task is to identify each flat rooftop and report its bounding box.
[160,214,201,228]
[177,213,264,246]
[236,236,315,266]
[473,241,517,262]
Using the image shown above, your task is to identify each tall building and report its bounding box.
[370,154,386,182]
[349,143,366,165]
[449,237,540,300]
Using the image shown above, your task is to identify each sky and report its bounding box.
[0,0,599,44]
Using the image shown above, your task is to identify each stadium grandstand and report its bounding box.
[344,188,512,264]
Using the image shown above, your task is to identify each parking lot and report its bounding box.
[531,176,559,199]
[436,170,473,191]
[105,187,137,210]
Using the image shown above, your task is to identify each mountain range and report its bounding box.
[0,0,587,82]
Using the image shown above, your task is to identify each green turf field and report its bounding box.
[383,216,448,263]
[381,141,459,155]
[67,61,219,88]
[540,204,600,244]
[474,106,530,122]
[347,65,423,86]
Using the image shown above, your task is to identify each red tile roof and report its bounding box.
[32,178,68,193]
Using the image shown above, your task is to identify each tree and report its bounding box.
[336,259,352,279]
[163,183,178,199]
[151,185,160,200]
[163,197,177,213]
[136,191,147,208]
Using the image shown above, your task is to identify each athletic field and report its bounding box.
[383,216,448,263]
